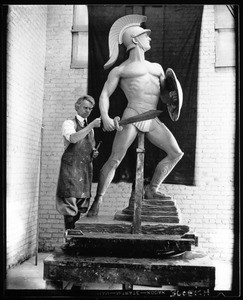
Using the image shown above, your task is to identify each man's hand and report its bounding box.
[92,149,99,159]
[91,141,102,159]
[91,117,101,128]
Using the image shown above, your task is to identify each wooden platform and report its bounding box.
[63,231,195,258]
[43,248,215,290]
[75,215,190,235]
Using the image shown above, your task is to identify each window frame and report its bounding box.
[214,5,236,68]
[70,5,89,69]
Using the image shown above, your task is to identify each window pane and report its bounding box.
[215,29,235,67]
[71,5,88,68]
[215,5,234,29]
[73,5,88,29]
[71,32,88,68]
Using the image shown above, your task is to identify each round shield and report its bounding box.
[163,68,183,122]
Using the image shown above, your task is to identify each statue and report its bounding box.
[87,15,183,217]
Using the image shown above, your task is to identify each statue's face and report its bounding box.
[135,32,151,52]
[77,100,94,118]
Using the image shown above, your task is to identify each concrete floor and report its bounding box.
[5,252,233,291]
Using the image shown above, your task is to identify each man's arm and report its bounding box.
[70,118,101,143]
[99,67,121,131]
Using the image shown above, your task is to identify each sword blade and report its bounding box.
[119,110,163,126]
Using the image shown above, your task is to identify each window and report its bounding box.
[71,5,88,68]
[214,5,236,68]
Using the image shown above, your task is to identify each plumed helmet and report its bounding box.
[122,26,151,50]
[104,15,151,70]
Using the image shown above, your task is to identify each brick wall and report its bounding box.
[38,5,235,262]
[38,5,88,250]
[189,5,235,260]
[6,5,47,267]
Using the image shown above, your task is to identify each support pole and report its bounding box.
[132,132,145,234]
[35,124,44,265]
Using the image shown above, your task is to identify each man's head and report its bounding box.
[75,95,95,119]
[104,15,151,69]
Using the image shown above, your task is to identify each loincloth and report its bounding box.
[133,119,152,132]
[124,105,160,132]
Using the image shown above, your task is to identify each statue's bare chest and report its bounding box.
[120,62,161,94]
[121,62,161,79]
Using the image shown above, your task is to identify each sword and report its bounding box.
[117,109,163,126]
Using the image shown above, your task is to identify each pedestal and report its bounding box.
[44,248,215,291]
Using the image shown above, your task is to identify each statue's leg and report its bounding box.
[145,120,184,199]
[145,154,183,199]
[87,125,138,217]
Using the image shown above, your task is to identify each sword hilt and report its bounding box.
[114,116,123,131]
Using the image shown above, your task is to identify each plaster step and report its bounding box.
[131,199,177,207]
[120,208,178,216]
[113,212,180,223]
[75,215,188,235]
[142,204,177,211]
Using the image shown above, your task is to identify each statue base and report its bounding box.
[60,215,198,259]
[114,197,181,223]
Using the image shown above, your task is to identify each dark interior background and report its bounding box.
[88,5,203,186]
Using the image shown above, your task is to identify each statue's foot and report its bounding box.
[86,197,102,217]
[144,187,172,199]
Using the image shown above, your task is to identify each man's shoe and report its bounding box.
[64,215,74,230]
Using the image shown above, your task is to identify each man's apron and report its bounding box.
[56,117,94,199]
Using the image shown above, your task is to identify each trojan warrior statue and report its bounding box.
[87,15,183,217]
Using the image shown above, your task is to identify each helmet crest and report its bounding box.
[104,15,150,70]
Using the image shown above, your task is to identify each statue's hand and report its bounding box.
[169,91,178,103]
[168,91,178,113]
[102,116,116,132]
[113,116,123,131]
